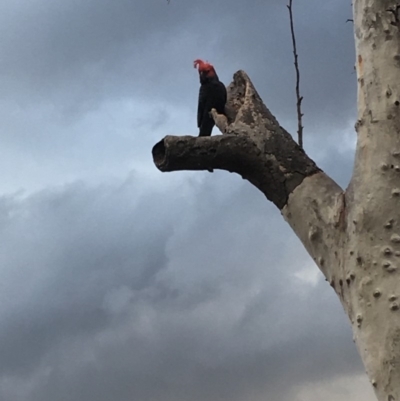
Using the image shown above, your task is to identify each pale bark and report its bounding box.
[151,1,400,400]
[346,1,400,399]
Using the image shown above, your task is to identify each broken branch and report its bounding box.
[152,71,320,209]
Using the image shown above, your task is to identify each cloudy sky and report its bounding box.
[0,0,376,400]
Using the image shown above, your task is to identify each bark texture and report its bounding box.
[151,2,400,399]
[153,71,320,209]
[347,1,400,399]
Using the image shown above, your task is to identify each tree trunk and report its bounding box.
[152,1,400,400]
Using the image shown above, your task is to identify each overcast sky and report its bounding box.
[0,0,376,400]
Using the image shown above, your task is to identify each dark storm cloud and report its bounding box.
[0,172,365,401]
[0,0,356,192]
[0,0,355,130]
[0,178,173,374]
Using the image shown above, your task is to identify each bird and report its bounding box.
[193,59,227,137]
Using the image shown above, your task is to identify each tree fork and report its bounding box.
[152,70,344,278]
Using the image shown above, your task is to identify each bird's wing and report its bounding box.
[221,82,227,105]
[197,84,207,128]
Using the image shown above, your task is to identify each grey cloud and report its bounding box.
[0,178,172,376]
[0,0,355,130]
[0,172,365,400]
[0,0,357,194]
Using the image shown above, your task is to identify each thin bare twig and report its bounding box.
[287,0,304,149]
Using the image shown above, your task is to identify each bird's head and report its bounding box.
[193,59,217,80]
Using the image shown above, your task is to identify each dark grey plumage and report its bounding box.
[194,60,227,137]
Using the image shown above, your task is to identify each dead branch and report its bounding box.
[152,71,320,209]
[287,0,304,149]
